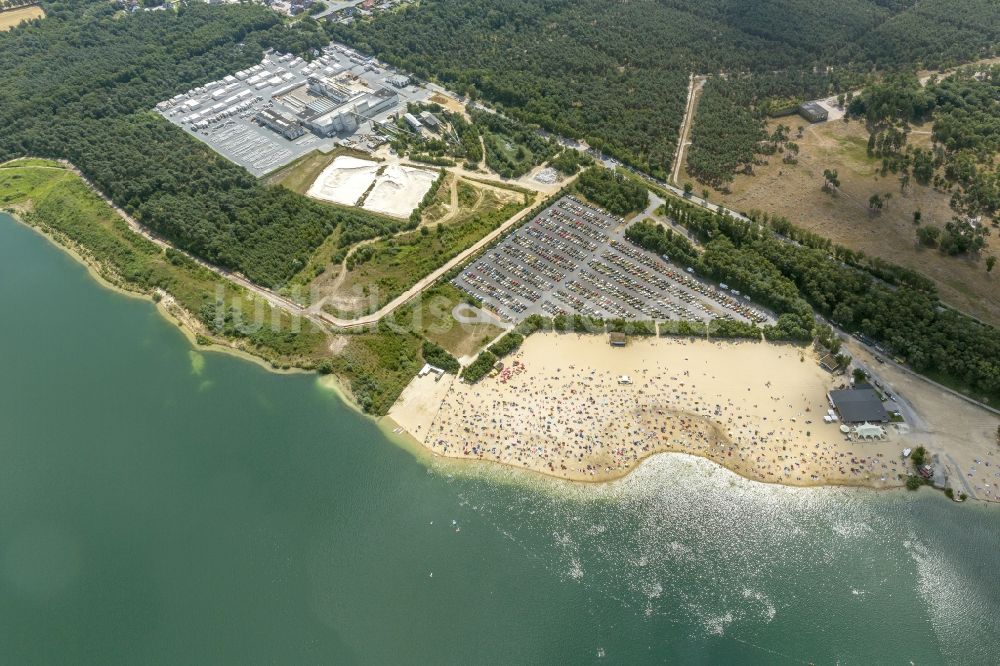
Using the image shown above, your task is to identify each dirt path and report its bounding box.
[310,174,475,315]
[314,182,554,328]
[433,173,462,226]
[670,74,704,185]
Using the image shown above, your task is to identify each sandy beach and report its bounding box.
[389,333,917,487]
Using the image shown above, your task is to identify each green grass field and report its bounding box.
[405,283,505,358]
[333,188,523,315]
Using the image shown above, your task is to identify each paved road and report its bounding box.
[841,333,1000,418]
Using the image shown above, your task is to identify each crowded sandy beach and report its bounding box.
[389,334,917,487]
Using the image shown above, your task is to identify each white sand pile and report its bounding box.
[362,164,437,218]
[307,155,379,206]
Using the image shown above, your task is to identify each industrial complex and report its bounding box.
[155,41,432,176]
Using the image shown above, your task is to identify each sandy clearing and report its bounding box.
[306,155,379,206]
[362,164,437,217]
[0,5,44,31]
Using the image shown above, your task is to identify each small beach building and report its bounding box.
[828,388,889,423]
[418,363,445,378]
[609,332,627,347]
[818,352,840,373]
[854,423,886,440]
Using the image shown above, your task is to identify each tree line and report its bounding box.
[630,198,1000,402]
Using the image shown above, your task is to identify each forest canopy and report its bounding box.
[330,0,998,181]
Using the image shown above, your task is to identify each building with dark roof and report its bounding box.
[798,101,829,123]
[420,110,441,130]
[828,388,889,423]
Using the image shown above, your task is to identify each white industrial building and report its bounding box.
[273,73,398,138]
[403,112,422,132]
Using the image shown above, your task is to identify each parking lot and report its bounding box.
[452,196,773,325]
[156,41,433,176]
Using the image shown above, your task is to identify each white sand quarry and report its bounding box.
[362,164,437,218]
[307,155,379,206]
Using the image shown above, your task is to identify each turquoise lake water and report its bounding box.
[2,214,999,664]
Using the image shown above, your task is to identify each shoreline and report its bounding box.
[390,333,941,490]
[3,210,325,380]
[384,375,918,496]
[7,210,998,501]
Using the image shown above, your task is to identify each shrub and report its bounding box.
[421,339,460,374]
[461,350,498,383]
[576,167,648,215]
[488,332,524,358]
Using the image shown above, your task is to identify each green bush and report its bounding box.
[421,339,460,374]
[514,314,551,336]
[488,332,524,358]
[659,320,707,337]
[709,318,761,339]
[461,350,498,383]
[576,167,648,215]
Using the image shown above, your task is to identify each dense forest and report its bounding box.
[0,1,400,287]
[628,199,1000,402]
[575,168,648,216]
[330,0,997,181]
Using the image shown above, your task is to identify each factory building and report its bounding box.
[387,74,410,88]
[307,75,354,104]
[307,109,359,136]
[302,87,397,137]
[419,110,440,130]
[403,112,423,132]
[256,108,305,140]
